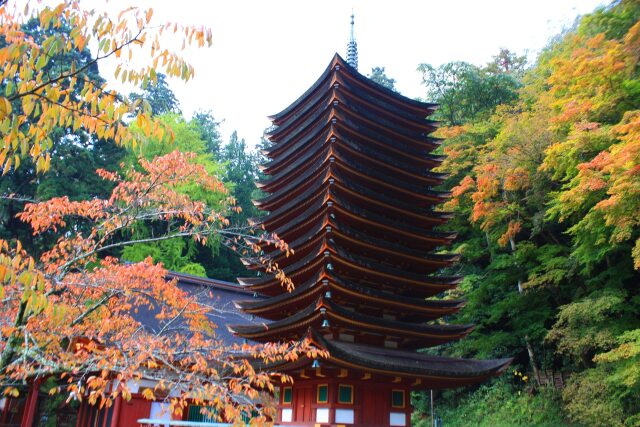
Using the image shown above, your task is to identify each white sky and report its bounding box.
[103,0,608,146]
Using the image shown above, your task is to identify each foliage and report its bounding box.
[0,1,310,423]
[367,66,397,91]
[413,377,571,427]
[415,2,640,425]
[0,0,211,173]
[120,113,228,278]
[192,109,223,156]
[221,131,260,224]
[129,73,181,116]
[417,54,523,126]
[0,151,304,423]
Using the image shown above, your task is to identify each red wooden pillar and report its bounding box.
[109,396,122,427]
[20,380,41,427]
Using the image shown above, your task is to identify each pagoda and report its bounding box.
[229,18,510,427]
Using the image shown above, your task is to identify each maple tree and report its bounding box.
[0,0,211,174]
[0,1,317,424]
[419,3,640,425]
[0,150,315,423]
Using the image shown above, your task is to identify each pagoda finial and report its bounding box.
[346,11,358,70]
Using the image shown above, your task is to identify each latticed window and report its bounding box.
[187,405,217,422]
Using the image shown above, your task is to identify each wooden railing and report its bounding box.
[533,370,570,389]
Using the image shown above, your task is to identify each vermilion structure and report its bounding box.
[229,54,511,427]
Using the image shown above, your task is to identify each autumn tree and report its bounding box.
[0,1,317,423]
[420,3,640,425]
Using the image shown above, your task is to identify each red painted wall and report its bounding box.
[115,398,151,427]
[279,379,412,427]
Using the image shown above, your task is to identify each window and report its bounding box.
[335,408,354,424]
[281,408,293,422]
[282,387,292,405]
[391,390,405,408]
[317,384,328,403]
[316,408,330,423]
[390,412,407,426]
[187,405,217,422]
[338,384,354,404]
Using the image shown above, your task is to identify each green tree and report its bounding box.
[121,114,226,276]
[368,66,397,91]
[129,72,181,116]
[191,109,223,156]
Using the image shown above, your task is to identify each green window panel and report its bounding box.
[338,384,353,404]
[317,384,328,403]
[282,387,293,404]
[391,390,405,408]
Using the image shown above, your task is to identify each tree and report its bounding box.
[0,1,211,173]
[191,109,223,156]
[421,4,640,425]
[1,151,310,422]
[221,131,260,224]
[368,66,397,91]
[0,2,315,423]
[0,15,127,257]
[120,114,227,277]
[417,60,521,125]
[129,73,181,116]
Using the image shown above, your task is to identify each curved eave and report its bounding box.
[257,157,448,212]
[311,332,513,386]
[260,128,446,192]
[268,87,337,142]
[269,54,437,124]
[268,55,339,124]
[229,300,473,346]
[333,180,451,227]
[258,193,454,253]
[247,220,458,273]
[238,246,461,297]
[235,272,465,321]
[335,55,438,115]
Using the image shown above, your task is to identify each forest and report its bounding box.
[0,0,638,426]
[412,1,640,426]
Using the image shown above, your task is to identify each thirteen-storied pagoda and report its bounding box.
[229,17,511,427]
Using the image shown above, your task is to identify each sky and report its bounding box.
[104,0,608,146]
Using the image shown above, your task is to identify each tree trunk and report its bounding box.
[510,237,541,385]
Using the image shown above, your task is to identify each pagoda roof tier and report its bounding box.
[260,178,450,233]
[267,69,438,141]
[330,178,449,227]
[244,239,456,290]
[263,111,443,180]
[259,126,446,191]
[301,331,511,389]
[235,272,465,322]
[269,54,437,126]
[245,222,458,275]
[266,105,442,168]
[238,244,461,298]
[263,195,454,253]
[267,83,438,147]
[256,150,448,212]
[228,299,473,348]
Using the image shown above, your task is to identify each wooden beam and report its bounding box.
[412,378,422,387]
[20,380,40,427]
[300,369,310,379]
[361,372,371,380]
[392,376,402,383]
[315,367,326,378]
[338,369,348,378]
